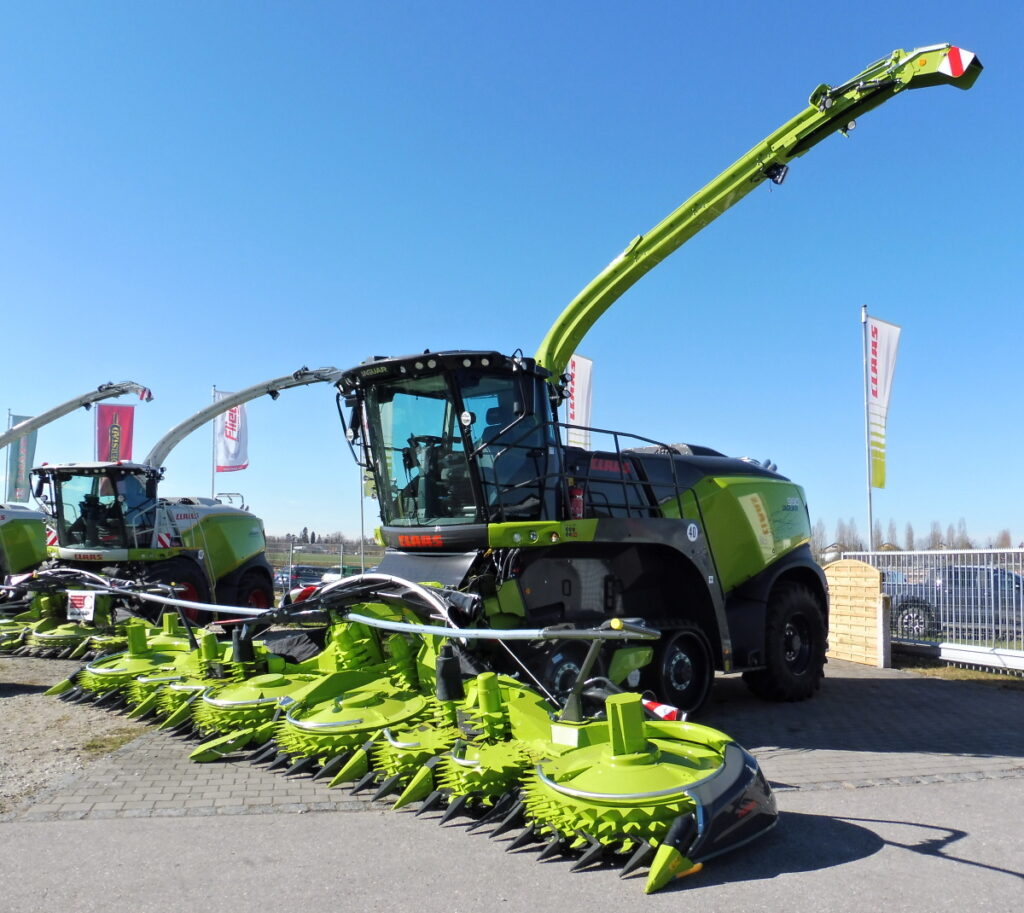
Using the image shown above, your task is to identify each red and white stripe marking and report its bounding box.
[939,47,975,79]
[642,698,684,721]
[156,532,172,548]
[46,527,59,546]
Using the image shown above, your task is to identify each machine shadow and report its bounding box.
[621,811,883,891]
[701,666,1024,761]
[0,681,52,698]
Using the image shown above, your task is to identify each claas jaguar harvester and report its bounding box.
[337,45,982,716]
[1,381,153,648]
[18,368,339,655]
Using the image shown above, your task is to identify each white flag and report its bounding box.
[866,316,901,488]
[565,354,593,450]
[214,391,249,473]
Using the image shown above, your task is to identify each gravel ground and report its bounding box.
[0,655,146,813]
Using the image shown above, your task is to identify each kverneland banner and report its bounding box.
[214,391,248,473]
[6,414,36,502]
[866,316,901,488]
[565,354,593,450]
[95,405,135,462]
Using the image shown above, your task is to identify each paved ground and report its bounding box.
[1,659,1022,910]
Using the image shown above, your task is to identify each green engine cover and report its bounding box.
[0,510,47,575]
[179,509,266,580]
[693,476,811,592]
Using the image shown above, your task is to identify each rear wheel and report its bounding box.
[143,559,212,624]
[236,570,273,611]
[743,583,825,702]
[650,626,714,717]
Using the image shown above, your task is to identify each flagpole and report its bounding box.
[211,385,217,499]
[359,482,366,572]
[861,305,874,551]
[3,410,10,501]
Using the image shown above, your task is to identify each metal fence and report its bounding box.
[841,548,1024,672]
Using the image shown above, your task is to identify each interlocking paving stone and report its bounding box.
[7,659,1022,821]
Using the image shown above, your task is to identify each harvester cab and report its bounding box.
[338,44,983,714]
[344,352,560,531]
[36,462,161,552]
[0,381,153,588]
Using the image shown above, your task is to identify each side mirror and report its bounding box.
[33,476,45,499]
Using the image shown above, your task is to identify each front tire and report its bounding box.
[743,583,825,702]
[650,626,714,717]
[236,570,273,611]
[143,558,212,624]
[540,643,587,704]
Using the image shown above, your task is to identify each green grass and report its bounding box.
[266,552,384,568]
[894,654,1024,690]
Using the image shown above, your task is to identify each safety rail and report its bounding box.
[482,421,698,524]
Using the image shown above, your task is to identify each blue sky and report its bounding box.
[1,2,1020,545]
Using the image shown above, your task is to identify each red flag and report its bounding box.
[95,404,135,461]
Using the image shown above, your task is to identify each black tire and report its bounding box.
[235,570,274,611]
[648,626,714,717]
[144,558,212,624]
[892,600,937,640]
[743,583,825,702]
[538,642,593,704]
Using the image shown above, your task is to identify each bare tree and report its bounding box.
[811,519,828,559]
[886,519,900,549]
[995,529,1013,548]
[872,519,883,551]
[954,518,973,550]
[846,518,865,551]
[926,521,943,549]
[834,518,849,550]
[904,522,915,551]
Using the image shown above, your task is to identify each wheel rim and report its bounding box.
[897,606,927,638]
[666,649,694,692]
[550,660,581,701]
[176,581,203,623]
[783,614,811,675]
[660,632,711,713]
[247,587,271,609]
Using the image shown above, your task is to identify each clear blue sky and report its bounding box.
[2,2,1020,545]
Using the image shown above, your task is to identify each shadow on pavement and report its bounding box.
[700,665,1024,761]
[0,682,53,698]
[623,811,883,891]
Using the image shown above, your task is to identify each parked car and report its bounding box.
[274,565,325,590]
[885,565,1023,641]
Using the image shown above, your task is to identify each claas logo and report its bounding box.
[398,534,445,548]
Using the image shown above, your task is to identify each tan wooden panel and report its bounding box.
[823,559,888,667]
